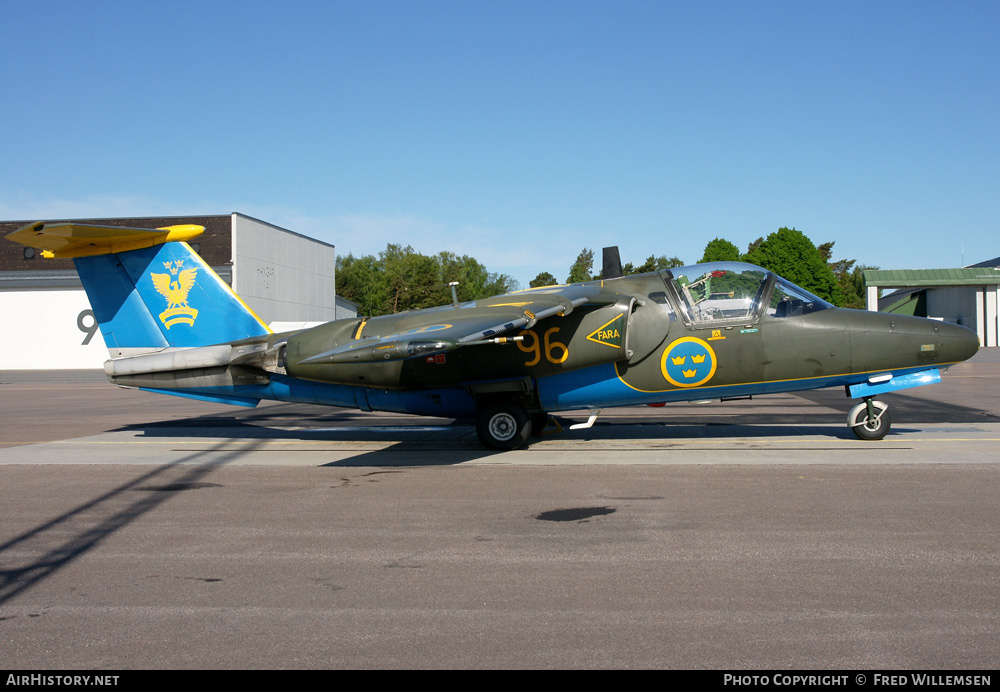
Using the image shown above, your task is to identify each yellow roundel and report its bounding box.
[660,337,718,387]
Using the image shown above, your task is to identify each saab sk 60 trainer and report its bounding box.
[7,222,980,450]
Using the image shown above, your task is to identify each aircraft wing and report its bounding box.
[300,284,621,364]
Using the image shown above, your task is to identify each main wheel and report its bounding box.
[477,404,531,450]
[848,400,891,440]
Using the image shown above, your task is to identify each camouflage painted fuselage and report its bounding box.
[280,263,978,418]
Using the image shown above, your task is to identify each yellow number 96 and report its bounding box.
[518,328,569,366]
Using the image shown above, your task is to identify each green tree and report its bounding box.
[623,255,684,275]
[435,252,514,304]
[336,253,387,317]
[835,262,879,309]
[567,248,596,283]
[819,241,877,309]
[700,238,741,263]
[743,227,842,304]
[530,271,558,287]
[336,244,518,316]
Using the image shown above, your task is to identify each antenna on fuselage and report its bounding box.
[602,246,623,279]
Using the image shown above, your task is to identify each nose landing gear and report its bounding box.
[848,398,891,440]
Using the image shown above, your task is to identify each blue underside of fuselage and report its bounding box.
[535,363,945,410]
[137,362,946,418]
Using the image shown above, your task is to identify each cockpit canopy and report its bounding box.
[663,262,833,326]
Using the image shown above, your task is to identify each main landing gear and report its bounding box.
[477,398,896,447]
[847,397,891,440]
[476,403,549,450]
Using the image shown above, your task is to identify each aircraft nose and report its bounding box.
[937,320,979,364]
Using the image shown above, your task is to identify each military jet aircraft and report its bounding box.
[7,221,980,449]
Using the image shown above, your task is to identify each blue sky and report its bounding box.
[3,0,997,286]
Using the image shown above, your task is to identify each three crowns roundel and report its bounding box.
[660,337,717,387]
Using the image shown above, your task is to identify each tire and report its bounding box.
[477,404,531,450]
[848,400,891,440]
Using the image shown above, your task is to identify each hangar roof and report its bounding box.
[967,256,1000,268]
[864,267,1000,287]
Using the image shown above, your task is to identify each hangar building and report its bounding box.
[0,213,356,369]
[864,263,1000,348]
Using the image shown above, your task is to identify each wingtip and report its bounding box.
[4,221,46,243]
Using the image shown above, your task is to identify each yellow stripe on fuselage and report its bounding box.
[613,360,966,394]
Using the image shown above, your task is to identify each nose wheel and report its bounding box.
[848,398,891,440]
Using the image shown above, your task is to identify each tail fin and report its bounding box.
[6,222,270,357]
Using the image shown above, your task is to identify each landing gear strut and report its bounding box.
[847,397,891,440]
[530,412,550,437]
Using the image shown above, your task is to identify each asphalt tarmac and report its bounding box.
[1,351,998,669]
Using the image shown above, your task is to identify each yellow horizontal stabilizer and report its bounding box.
[5,222,205,259]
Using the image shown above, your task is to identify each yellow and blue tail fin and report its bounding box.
[6,222,271,355]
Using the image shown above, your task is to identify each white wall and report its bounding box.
[988,286,999,347]
[231,214,351,323]
[926,286,978,328]
[925,285,1000,347]
[0,289,107,369]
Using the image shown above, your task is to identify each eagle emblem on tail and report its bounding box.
[151,260,199,328]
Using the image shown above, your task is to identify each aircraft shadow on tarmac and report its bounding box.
[98,384,1000,466]
[107,413,943,468]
